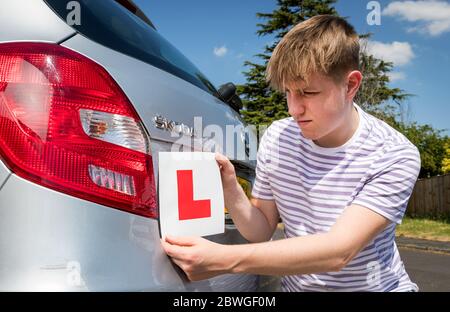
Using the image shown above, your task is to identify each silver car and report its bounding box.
[0,0,258,291]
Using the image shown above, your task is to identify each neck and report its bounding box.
[314,103,359,148]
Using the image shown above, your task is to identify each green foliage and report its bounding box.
[441,141,450,174]
[395,123,448,178]
[255,0,338,40]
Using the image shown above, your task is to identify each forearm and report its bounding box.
[224,181,274,243]
[162,205,390,282]
[225,204,390,277]
[228,232,348,276]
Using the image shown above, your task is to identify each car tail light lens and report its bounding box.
[0,42,157,218]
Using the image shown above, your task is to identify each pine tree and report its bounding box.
[237,0,337,127]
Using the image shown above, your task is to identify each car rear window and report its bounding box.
[44,0,219,97]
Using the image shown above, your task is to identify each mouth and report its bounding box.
[297,120,312,126]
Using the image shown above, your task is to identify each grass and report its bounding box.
[396,217,450,242]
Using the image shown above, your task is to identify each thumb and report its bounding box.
[215,153,235,175]
[215,152,227,167]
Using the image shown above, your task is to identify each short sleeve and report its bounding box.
[352,144,421,224]
[251,127,275,200]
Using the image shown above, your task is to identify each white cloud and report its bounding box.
[213,45,228,57]
[364,41,415,66]
[388,71,407,81]
[383,0,450,36]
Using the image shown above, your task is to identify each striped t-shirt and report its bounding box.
[252,103,421,292]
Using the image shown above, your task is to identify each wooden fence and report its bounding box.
[406,174,450,219]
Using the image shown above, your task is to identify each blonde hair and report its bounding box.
[266,15,360,91]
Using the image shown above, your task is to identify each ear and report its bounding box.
[345,70,363,101]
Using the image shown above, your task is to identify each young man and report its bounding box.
[161,15,421,292]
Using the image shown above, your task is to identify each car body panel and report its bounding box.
[0,0,75,42]
[0,171,257,291]
[0,161,10,188]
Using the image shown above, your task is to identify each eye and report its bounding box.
[303,91,319,96]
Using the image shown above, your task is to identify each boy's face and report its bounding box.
[284,71,358,146]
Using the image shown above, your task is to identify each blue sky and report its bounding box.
[134,0,450,135]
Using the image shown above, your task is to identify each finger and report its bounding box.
[165,235,199,247]
[170,259,198,281]
[161,239,186,258]
[171,257,187,270]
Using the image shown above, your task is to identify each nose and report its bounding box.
[287,93,306,119]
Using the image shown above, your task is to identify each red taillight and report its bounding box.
[0,42,157,218]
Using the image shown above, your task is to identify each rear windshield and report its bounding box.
[44,0,219,97]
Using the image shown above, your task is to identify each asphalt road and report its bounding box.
[400,247,450,292]
[257,228,450,292]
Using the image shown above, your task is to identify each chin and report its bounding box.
[297,126,315,138]
[300,132,320,141]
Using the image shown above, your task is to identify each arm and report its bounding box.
[161,203,390,280]
[216,153,279,243]
[229,204,390,276]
